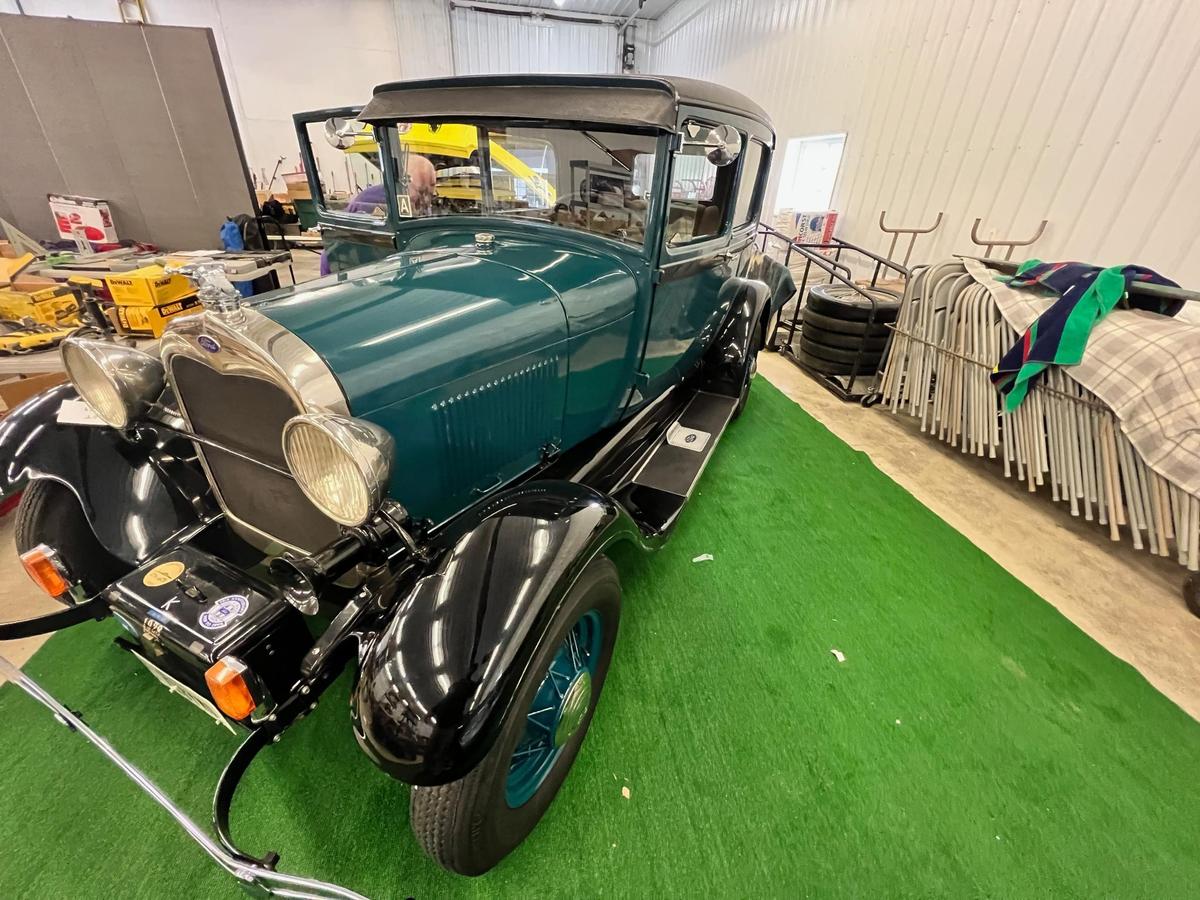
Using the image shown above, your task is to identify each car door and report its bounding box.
[640,116,742,400]
[292,107,399,272]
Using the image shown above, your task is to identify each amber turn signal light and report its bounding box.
[205,656,258,721]
[20,544,70,598]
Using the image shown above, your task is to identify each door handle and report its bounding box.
[473,473,503,496]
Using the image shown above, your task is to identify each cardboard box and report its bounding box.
[282,173,312,201]
[115,293,202,337]
[47,193,119,243]
[0,287,77,327]
[105,265,195,306]
[774,209,840,248]
[0,372,68,417]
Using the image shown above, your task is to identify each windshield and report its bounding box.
[309,119,659,247]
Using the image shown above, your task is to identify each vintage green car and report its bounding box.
[0,74,780,896]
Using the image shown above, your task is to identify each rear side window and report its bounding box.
[664,120,739,246]
[733,140,767,226]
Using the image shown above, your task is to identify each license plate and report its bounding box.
[129,651,235,733]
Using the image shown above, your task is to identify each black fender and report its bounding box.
[706,275,771,393]
[351,479,636,786]
[0,383,215,564]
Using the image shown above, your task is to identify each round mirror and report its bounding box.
[324,117,363,150]
[705,123,742,167]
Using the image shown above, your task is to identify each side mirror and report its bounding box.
[705,124,742,167]
[324,117,368,150]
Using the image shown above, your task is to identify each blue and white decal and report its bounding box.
[198,594,249,630]
[197,335,221,353]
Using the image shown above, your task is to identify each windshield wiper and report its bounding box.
[581,131,631,171]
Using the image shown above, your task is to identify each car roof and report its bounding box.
[358,74,773,137]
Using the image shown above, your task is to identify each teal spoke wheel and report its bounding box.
[506,609,603,807]
[410,556,619,876]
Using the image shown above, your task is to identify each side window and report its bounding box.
[665,120,739,247]
[733,140,767,226]
[303,118,388,221]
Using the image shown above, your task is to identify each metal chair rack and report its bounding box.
[758,222,908,403]
[969,217,1048,260]
[878,209,943,268]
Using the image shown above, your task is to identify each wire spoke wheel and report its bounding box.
[505,609,603,808]
[410,556,620,876]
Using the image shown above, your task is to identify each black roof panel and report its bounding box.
[359,74,772,138]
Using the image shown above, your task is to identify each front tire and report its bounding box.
[410,555,621,876]
[14,479,127,599]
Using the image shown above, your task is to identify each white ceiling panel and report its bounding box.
[465,1,680,20]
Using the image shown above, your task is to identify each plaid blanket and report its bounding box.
[965,257,1200,497]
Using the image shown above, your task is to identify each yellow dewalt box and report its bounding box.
[104,265,194,306]
[0,287,78,327]
[115,293,201,337]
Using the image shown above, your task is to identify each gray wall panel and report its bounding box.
[0,26,68,240]
[0,14,151,242]
[0,13,252,250]
[73,20,199,251]
[143,26,255,247]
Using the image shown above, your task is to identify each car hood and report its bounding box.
[257,246,563,416]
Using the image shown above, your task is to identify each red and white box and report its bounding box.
[47,193,119,244]
[786,209,839,247]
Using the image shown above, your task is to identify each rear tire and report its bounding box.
[410,555,621,875]
[733,353,757,419]
[14,479,127,599]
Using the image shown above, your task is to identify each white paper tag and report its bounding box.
[56,398,106,426]
[666,422,710,452]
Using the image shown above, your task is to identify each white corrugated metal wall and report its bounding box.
[646,0,1200,286]
[451,6,619,73]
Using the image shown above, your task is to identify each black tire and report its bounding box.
[798,336,883,368]
[1185,573,1200,619]
[806,283,900,323]
[733,353,757,419]
[410,555,621,876]
[796,349,882,377]
[801,323,889,351]
[799,308,893,336]
[14,479,127,599]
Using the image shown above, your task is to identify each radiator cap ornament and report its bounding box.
[165,262,244,323]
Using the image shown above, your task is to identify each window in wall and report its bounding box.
[665,120,739,246]
[733,139,767,226]
[774,133,846,213]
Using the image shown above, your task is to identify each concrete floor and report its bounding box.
[3,291,1198,720]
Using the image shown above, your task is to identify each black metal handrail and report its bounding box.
[756,222,907,401]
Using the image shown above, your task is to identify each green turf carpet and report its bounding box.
[2,377,1199,898]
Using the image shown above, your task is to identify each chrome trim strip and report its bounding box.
[0,653,368,900]
[160,307,349,416]
[159,308,350,553]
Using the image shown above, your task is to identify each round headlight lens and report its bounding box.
[61,338,164,429]
[282,414,393,527]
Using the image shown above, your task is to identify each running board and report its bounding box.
[614,390,739,537]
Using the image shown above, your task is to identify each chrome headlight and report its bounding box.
[281,413,393,527]
[60,337,165,429]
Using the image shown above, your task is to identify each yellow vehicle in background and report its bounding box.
[338,122,556,210]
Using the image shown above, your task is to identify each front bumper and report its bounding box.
[0,651,367,899]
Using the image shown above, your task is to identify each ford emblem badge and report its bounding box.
[197,335,221,353]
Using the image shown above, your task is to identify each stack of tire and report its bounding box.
[796,283,901,377]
